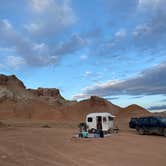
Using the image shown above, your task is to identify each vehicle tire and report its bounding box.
[138,128,145,135]
[109,128,114,134]
[163,128,166,137]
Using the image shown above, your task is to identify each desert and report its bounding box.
[1,1,166,165]
[0,74,165,166]
[0,121,166,166]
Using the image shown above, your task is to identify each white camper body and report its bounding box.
[86,112,115,132]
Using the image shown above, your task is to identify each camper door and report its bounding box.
[96,116,102,130]
[96,116,109,131]
[102,116,109,131]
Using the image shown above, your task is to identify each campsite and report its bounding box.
[0,74,165,166]
[1,1,166,165]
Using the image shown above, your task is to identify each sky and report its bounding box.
[0,0,166,112]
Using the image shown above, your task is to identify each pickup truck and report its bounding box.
[129,116,166,137]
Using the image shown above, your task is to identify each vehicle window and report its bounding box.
[108,116,113,121]
[143,118,149,124]
[131,118,137,122]
[160,118,166,123]
[138,118,143,123]
[150,118,158,125]
[87,117,93,122]
[103,117,107,122]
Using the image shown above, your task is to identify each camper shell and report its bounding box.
[86,112,115,132]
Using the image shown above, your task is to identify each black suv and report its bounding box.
[129,116,166,137]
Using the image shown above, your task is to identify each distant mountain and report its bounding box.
[58,96,122,122]
[115,104,151,130]
[0,74,153,130]
[120,104,150,116]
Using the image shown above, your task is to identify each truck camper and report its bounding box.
[86,112,115,133]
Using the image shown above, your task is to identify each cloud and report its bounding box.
[73,62,166,99]
[83,71,93,77]
[80,55,88,60]
[25,0,76,36]
[0,19,58,66]
[133,1,166,52]
[105,0,139,18]
[0,19,87,67]
[161,99,166,102]
[104,97,119,100]
[72,93,90,100]
[0,64,4,68]
[82,71,103,82]
[148,105,166,111]
[91,31,130,59]
[6,56,25,68]
[54,34,86,56]
[138,0,166,10]
[94,0,166,60]
[131,0,166,52]
[129,96,143,99]
[1,0,166,70]
[30,0,52,12]
[115,29,127,38]
[85,27,102,40]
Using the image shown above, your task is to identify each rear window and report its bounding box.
[87,117,93,122]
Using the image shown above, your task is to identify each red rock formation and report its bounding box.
[0,73,153,129]
[28,88,62,98]
[0,74,25,89]
[89,96,107,106]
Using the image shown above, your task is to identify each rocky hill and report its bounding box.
[0,74,68,103]
[0,74,27,102]
[119,104,150,117]
[0,74,153,127]
[0,74,70,120]
[0,74,25,88]
[56,96,122,122]
[116,104,151,130]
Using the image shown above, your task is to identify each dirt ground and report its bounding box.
[0,122,165,166]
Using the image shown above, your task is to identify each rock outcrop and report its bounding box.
[89,96,108,106]
[28,88,62,98]
[0,74,25,89]
[0,74,28,102]
[0,88,14,102]
[0,74,153,126]
[0,74,67,104]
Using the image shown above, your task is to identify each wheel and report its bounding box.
[163,128,166,137]
[108,128,113,134]
[138,128,145,135]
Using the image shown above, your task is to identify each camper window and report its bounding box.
[103,117,107,122]
[109,116,113,121]
[87,117,93,122]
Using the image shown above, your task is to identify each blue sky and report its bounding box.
[0,0,166,112]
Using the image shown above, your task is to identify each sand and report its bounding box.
[0,122,165,166]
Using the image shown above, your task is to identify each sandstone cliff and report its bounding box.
[0,74,153,125]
